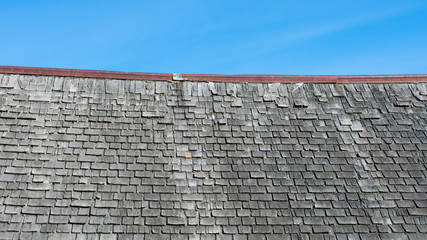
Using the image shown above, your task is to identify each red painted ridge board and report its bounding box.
[0,66,426,83]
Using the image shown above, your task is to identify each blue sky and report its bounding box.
[1,0,427,75]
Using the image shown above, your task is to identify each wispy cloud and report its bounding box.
[283,8,410,44]
[253,6,416,55]
[188,5,418,73]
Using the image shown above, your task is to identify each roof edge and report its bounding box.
[1,65,426,83]
[0,66,172,81]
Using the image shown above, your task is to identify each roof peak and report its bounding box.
[1,65,426,83]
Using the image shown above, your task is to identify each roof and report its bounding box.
[0,69,426,239]
[1,65,427,83]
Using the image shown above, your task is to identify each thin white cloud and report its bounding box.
[201,5,417,62]
[285,8,409,43]
[248,6,416,57]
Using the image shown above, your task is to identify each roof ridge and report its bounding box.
[1,65,426,83]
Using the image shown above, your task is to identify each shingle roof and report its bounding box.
[0,68,426,239]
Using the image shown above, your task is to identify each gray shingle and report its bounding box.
[1,74,427,238]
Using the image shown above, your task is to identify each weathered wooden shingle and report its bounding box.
[0,74,426,239]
